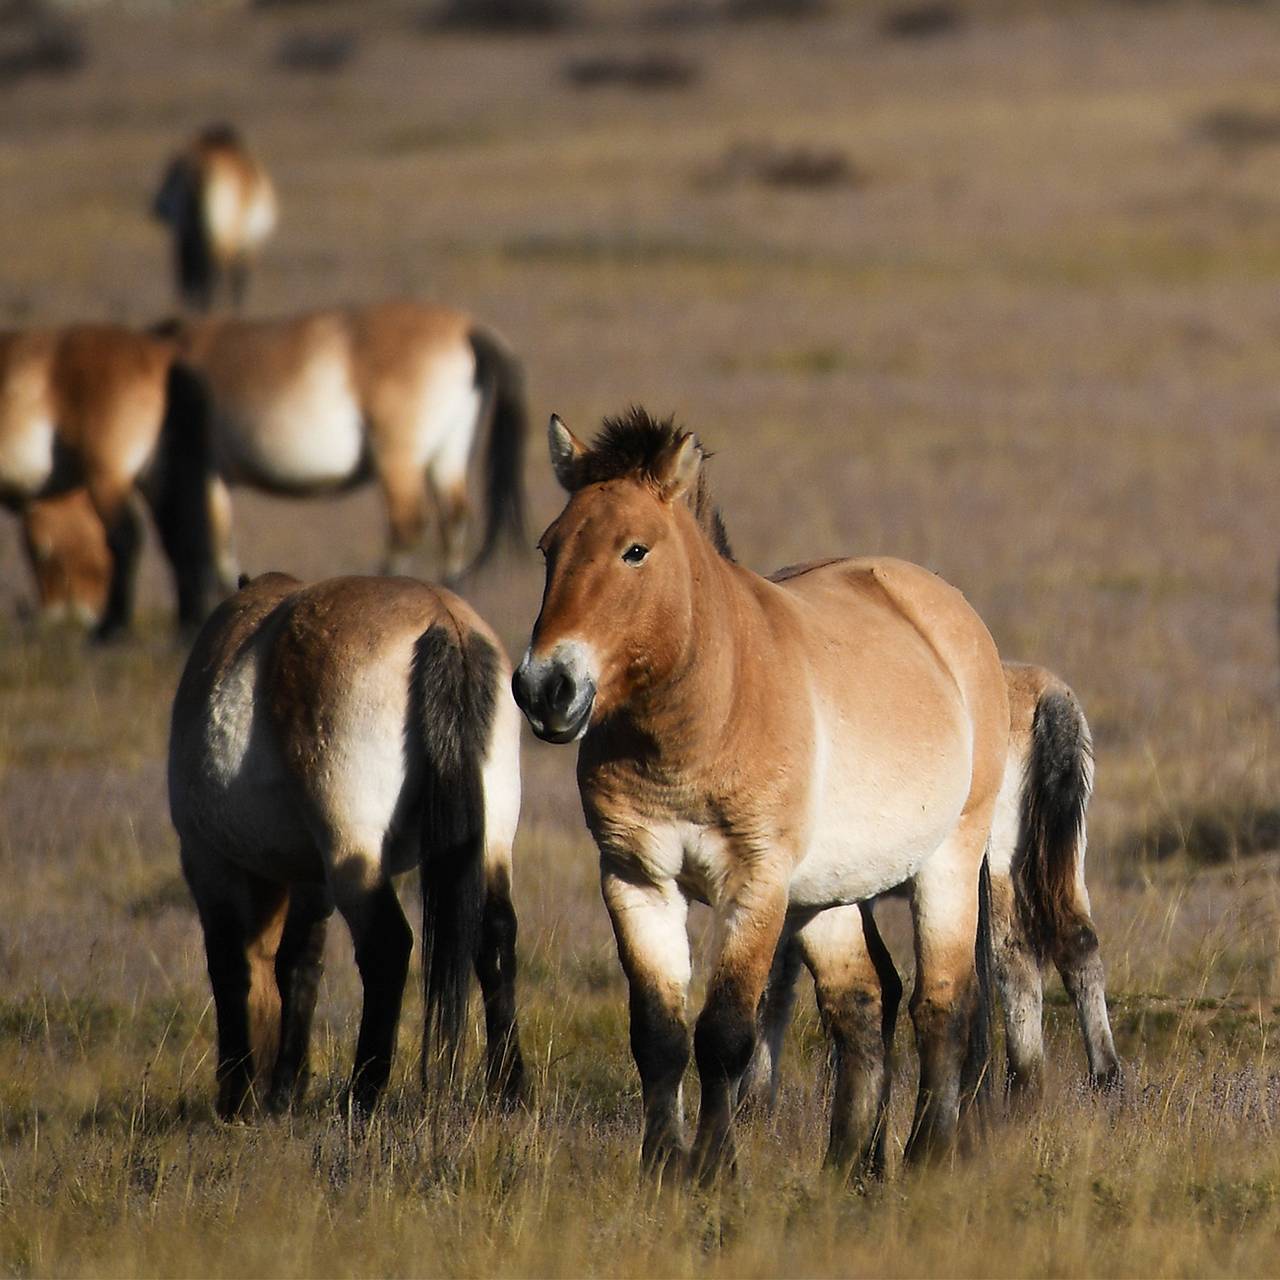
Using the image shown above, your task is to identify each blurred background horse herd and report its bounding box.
[1,0,1279,1275]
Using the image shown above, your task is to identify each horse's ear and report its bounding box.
[548,414,587,491]
[656,433,701,503]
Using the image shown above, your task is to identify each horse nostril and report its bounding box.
[547,671,576,716]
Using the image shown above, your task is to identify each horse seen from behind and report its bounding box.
[168,573,525,1118]
[512,408,1012,1182]
[152,124,278,313]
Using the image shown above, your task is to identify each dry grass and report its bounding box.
[1,0,1279,1274]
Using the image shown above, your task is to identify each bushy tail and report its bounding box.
[468,326,528,571]
[412,625,499,1082]
[961,855,996,1113]
[1016,687,1094,962]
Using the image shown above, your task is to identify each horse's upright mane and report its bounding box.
[582,407,735,562]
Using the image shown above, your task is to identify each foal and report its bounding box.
[152,124,278,313]
[169,573,525,1118]
[513,409,1010,1180]
[0,323,214,639]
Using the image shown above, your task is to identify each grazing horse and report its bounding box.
[512,408,1011,1180]
[169,572,526,1119]
[165,300,528,588]
[152,124,278,313]
[742,661,1121,1150]
[0,323,214,639]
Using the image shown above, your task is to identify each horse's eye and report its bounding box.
[622,543,649,566]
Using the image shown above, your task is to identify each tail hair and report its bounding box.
[468,326,528,571]
[961,855,996,1112]
[412,625,499,1081]
[1016,687,1095,963]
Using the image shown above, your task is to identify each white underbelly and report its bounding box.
[786,696,974,909]
[219,365,365,489]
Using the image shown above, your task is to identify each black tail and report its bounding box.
[468,326,528,571]
[961,855,996,1113]
[412,625,499,1082]
[146,360,217,633]
[1016,688,1094,963]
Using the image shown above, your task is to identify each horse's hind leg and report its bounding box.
[798,903,901,1180]
[266,883,332,1114]
[182,843,288,1120]
[88,483,144,642]
[905,817,991,1164]
[474,859,526,1105]
[990,870,1045,1105]
[376,461,428,579]
[331,861,413,1111]
[1049,893,1121,1089]
[426,465,471,586]
[738,924,803,1114]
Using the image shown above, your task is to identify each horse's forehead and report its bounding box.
[555,481,661,543]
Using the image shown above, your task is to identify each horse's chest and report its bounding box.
[220,361,365,488]
[0,406,54,495]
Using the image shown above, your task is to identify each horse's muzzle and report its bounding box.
[512,644,597,744]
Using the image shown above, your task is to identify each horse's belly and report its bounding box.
[787,721,973,909]
[219,372,364,490]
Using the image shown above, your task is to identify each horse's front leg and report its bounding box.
[601,863,691,1181]
[691,871,788,1184]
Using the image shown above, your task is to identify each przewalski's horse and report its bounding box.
[169,572,526,1119]
[152,124,278,313]
[512,408,1011,1181]
[741,661,1121,1152]
[164,300,527,588]
[0,323,215,639]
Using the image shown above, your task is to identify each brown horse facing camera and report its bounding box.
[512,408,1012,1182]
[740,661,1121,1163]
[0,323,215,640]
[168,573,525,1119]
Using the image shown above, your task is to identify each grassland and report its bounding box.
[1,0,1279,1275]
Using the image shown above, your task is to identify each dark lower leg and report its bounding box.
[202,905,254,1120]
[94,501,142,641]
[1053,918,1121,1088]
[905,983,973,1164]
[349,884,413,1110]
[691,986,757,1183]
[738,935,802,1114]
[474,874,525,1105]
[267,886,331,1113]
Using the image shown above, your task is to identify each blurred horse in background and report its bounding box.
[169,572,526,1119]
[17,301,529,620]
[741,660,1121,1162]
[164,299,528,588]
[0,323,214,639]
[152,123,278,313]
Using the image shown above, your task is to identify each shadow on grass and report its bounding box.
[1114,801,1280,864]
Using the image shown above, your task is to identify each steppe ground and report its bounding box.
[2,0,1279,1275]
